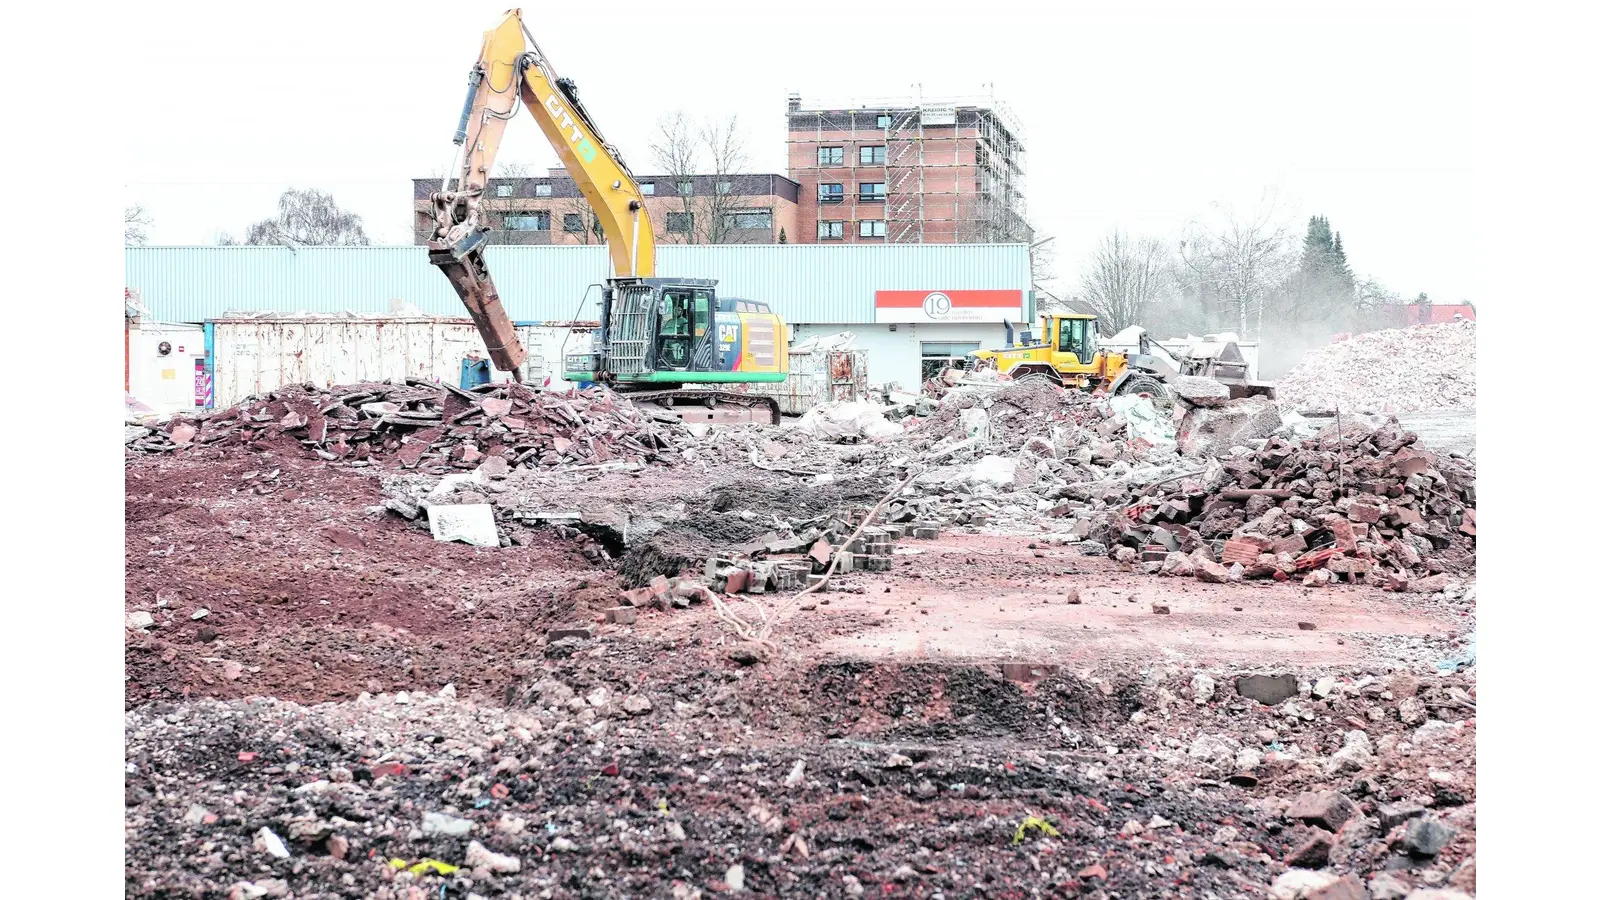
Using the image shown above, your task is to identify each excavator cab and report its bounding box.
[563,278,787,423]
[654,286,711,370]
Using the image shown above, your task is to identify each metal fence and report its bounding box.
[125,243,1030,325]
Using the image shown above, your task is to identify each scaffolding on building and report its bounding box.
[787,88,1030,244]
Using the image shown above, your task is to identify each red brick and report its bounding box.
[1391,506,1423,526]
[1328,517,1357,551]
[1287,791,1357,831]
[1347,503,1381,524]
[1395,454,1432,478]
[1222,540,1263,565]
[1295,547,1340,571]
[1273,534,1308,556]
[724,569,750,594]
[1236,533,1275,551]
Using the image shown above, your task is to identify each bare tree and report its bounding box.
[245,188,370,246]
[553,193,605,244]
[1175,190,1296,339]
[649,111,700,245]
[1029,235,1059,295]
[1078,229,1172,334]
[700,116,759,244]
[648,112,765,244]
[125,204,152,245]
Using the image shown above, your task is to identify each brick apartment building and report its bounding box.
[785,93,1030,245]
[412,171,800,246]
[414,91,1029,249]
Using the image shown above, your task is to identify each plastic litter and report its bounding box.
[1013,814,1061,845]
[387,858,460,876]
[1108,394,1176,449]
[796,401,904,442]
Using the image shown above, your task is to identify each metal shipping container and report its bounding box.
[208,315,593,408]
[741,348,869,415]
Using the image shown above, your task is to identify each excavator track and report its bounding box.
[621,389,781,426]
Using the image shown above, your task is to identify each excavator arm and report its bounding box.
[428,9,655,377]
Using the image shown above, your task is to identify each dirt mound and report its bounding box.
[124,450,615,708]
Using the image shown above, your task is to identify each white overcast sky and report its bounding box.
[123,0,1474,303]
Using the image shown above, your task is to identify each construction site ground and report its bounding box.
[126,428,1477,899]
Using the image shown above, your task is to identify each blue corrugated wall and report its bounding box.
[125,244,1030,325]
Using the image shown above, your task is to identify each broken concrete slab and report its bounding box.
[1235,674,1299,706]
[1171,375,1233,408]
[1175,396,1282,458]
[427,504,499,548]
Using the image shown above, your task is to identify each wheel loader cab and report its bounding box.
[1054,315,1097,367]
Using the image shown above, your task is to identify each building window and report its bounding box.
[818,183,844,203]
[818,146,844,166]
[860,145,886,164]
[495,184,515,198]
[641,182,656,195]
[563,213,585,233]
[666,212,694,234]
[817,220,844,240]
[716,181,733,195]
[722,209,772,230]
[859,182,886,202]
[876,114,892,128]
[535,183,552,197]
[677,181,694,196]
[504,212,550,231]
[859,219,886,238]
[920,341,982,380]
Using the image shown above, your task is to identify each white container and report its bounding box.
[127,319,207,415]
[209,315,594,408]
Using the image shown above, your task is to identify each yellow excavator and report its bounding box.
[426,10,787,423]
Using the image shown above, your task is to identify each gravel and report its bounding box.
[1276,322,1476,414]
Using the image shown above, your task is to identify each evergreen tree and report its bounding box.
[1288,215,1356,327]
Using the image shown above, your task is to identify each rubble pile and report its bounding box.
[1110,420,1475,589]
[1174,394,1282,457]
[1275,322,1477,414]
[126,380,686,471]
[908,378,1118,453]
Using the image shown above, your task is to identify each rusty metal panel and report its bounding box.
[742,347,868,415]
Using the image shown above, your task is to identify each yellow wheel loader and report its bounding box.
[967,314,1274,402]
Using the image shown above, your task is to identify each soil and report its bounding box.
[125,436,1477,898]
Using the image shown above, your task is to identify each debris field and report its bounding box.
[127,333,1476,899]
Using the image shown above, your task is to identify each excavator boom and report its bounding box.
[427,9,654,376]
